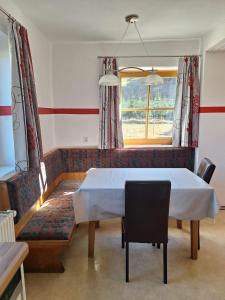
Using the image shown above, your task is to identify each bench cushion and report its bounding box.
[17,180,81,241]
[7,169,41,223]
[60,147,195,172]
[7,149,64,222]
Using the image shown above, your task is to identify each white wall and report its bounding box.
[52,39,200,147]
[0,0,55,153]
[198,51,225,205]
[203,22,225,51]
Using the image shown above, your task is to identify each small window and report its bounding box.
[120,69,177,146]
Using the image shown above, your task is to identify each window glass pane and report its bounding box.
[122,111,146,139]
[0,32,15,169]
[148,110,174,138]
[150,77,177,109]
[121,77,148,109]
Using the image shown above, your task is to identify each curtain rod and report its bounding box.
[0,5,17,22]
[97,55,202,58]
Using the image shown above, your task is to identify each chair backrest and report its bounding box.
[125,181,171,244]
[197,158,216,184]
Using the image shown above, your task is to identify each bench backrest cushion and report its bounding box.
[43,149,64,185]
[61,148,111,172]
[7,168,41,223]
[7,149,63,222]
[60,147,195,172]
[110,147,194,168]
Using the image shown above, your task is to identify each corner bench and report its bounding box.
[1,147,195,273]
[17,180,82,272]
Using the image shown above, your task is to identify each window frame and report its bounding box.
[120,69,177,146]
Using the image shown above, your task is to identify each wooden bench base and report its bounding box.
[23,240,69,273]
[23,224,77,273]
[15,176,84,273]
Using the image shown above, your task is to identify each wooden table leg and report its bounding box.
[88,221,96,258]
[190,220,199,260]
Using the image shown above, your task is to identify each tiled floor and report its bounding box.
[26,211,225,300]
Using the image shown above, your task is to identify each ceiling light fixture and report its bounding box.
[99,14,163,87]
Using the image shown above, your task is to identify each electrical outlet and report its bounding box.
[83,137,88,143]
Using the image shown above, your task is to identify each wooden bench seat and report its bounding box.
[17,180,81,273]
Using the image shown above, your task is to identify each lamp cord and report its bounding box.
[134,22,150,56]
[113,21,150,58]
[114,22,130,57]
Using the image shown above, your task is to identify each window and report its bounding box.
[0,31,15,177]
[120,70,177,146]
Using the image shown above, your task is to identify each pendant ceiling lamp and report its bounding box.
[99,15,163,87]
[145,68,164,86]
[99,73,120,86]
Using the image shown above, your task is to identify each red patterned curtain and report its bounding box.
[99,57,123,149]
[9,21,43,171]
[172,56,200,147]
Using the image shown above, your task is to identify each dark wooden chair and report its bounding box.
[176,157,216,249]
[122,181,171,283]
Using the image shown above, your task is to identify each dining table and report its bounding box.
[73,168,219,260]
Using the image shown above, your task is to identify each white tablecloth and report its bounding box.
[73,168,219,223]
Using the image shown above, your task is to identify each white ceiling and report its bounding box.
[12,0,225,42]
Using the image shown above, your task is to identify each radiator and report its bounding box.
[0,210,16,242]
[0,211,26,300]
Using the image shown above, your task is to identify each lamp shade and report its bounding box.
[99,74,120,86]
[145,73,163,85]
[145,74,164,86]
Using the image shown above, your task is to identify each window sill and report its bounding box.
[124,144,173,148]
[0,166,16,181]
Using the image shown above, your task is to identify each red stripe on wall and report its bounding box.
[38,107,99,115]
[1,105,225,116]
[0,106,11,116]
[52,108,99,115]
[38,107,55,114]
[0,106,99,115]
[199,106,225,113]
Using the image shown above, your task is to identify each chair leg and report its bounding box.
[121,218,124,249]
[198,221,200,250]
[163,243,167,284]
[95,221,100,228]
[177,220,182,229]
[157,243,160,249]
[152,243,155,247]
[126,242,129,282]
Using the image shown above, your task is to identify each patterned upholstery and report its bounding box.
[7,169,41,223]
[60,147,195,172]
[18,180,81,240]
[110,147,194,168]
[61,148,112,172]
[7,149,64,222]
[43,148,64,185]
